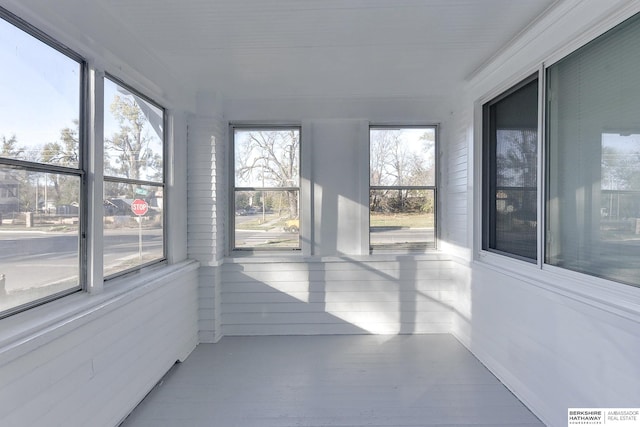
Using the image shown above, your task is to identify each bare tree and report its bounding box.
[106,95,162,182]
[370,129,435,213]
[40,121,80,206]
[236,130,299,218]
[1,135,24,158]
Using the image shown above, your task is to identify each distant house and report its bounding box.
[0,172,19,214]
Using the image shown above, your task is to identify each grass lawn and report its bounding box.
[236,214,287,230]
[370,212,434,228]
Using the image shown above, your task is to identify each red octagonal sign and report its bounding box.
[131,199,149,216]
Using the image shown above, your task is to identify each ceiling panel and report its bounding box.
[6,0,559,102]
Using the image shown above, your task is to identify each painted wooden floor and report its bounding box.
[121,335,544,427]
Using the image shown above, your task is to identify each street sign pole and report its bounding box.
[131,199,149,262]
[138,218,142,262]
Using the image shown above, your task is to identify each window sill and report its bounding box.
[0,260,199,366]
[224,251,451,265]
[475,250,640,324]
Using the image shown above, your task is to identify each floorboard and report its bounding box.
[121,335,544,426]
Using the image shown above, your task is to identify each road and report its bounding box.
[234,214,435,248]
[1,221,434,311]
[0,228,163,295]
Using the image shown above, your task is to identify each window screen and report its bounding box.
[483,76,538,261]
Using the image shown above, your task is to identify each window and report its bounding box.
[546,13,640,287]
[0,11,84,315]
[482,76,538,261]
[369,126,437,251]
[481,12,640,288]
[103,77,165,276]
[232,127,300,250]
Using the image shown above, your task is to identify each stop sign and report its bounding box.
[131,199,148,216]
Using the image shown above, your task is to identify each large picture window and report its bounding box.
[103,77,165,276]
[232,127,300,250]
[483,76,538,261]
[482,12,640,288]
[369,126,437,251]
[546,13,640,287]
[0,12,84,315]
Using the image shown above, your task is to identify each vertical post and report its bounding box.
[138,215,142,261]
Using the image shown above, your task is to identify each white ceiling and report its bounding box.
[6,0,558,105]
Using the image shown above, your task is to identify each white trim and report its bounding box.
[223,252,451,265]
[543,1,640,68]
[465,0,565,81]
[301,120,313,256]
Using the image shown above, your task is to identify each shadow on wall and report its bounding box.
[220,254,459,336]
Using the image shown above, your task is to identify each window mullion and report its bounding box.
[87,67,105,294]
[537,64,546,269]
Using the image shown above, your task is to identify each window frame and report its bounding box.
[229,124,302,252]
[478,10,640,294]
[481,73,539,263]
[368,125,439,253]
[102,74,168,279]
[0,8,88,318]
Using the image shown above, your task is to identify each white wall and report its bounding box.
[221,255,455,336]
[0,262,199,427]
[447,1,640,426]
[214,94,458,336]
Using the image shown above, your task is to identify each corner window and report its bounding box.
[103,77,165,276]
[232,127,300,250]
[0,12,84,316]
[369,126,437,251]
[482,76,539,262]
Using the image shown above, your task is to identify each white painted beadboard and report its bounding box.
[440,108,471,261]
[0,262,199,427]
[187,116,224,266]
[187,114,226,343]
[221,257,455,336]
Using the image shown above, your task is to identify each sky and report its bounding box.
[0,15,162,174]
[0,16,79,148]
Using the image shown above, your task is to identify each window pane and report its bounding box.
[370,189,435,250]
[370,128,435,187]
[104,181,164,276]
[104,78,163,182]
[546,13,640,287]
[484,78,538,261]
[0,16,80,167]
[234,190,299,249]
[0,166,80,313]
[234,129,300,188]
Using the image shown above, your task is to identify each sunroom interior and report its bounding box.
[1,1,639,426]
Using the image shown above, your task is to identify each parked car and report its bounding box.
[283,218,299,233]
